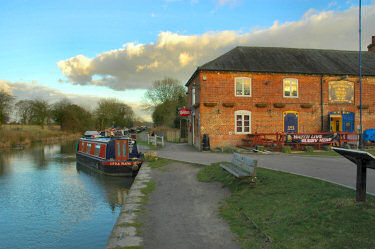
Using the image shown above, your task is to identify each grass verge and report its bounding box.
[136,139,159,150]
[147,158,173,169]
[0,124,80,148]
[141,181,156,195]
[198,162,375,249]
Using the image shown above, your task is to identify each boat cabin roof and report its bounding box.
[79,137,130,143]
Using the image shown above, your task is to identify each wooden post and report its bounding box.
[147,134,150,144]
[161,136,164,146]
[356,160,367,202]
[154,135,157,146]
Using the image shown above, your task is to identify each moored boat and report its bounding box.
[76,136,143,176]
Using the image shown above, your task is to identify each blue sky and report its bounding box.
[0,0,374,120]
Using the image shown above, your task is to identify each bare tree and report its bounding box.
[144,77,187,127]
[95,98,135,130]
[0,90,15,125]
[15,100,33,125]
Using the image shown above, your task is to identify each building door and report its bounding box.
[284,111,298,133]
[342,112,355,132]
[330,116,342,132]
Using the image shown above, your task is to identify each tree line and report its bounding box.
[0,76,188,131]
[0,91,136,132]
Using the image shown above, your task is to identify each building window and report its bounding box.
[235,110,251,134]
[283,78,298,98]
[192,88,196,105]
[235,77,251,97]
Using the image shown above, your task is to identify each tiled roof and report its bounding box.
[186,46,375,86]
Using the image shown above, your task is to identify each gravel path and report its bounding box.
[140,161,240,249]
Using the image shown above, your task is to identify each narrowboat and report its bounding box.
[76,136,143,176]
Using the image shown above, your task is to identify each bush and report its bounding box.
[304,146,314,152]
[282,146,292,153]
[255,145,265,151]
[344,144,351,149]
[322,145,332,151]
[144,151,158,161]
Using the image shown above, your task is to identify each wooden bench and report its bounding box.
[220,153,257,182]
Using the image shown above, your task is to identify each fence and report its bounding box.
[152,128,181,142]
[147,134,164,147]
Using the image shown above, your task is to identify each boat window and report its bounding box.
[87,143,92,154]
[95,144,101,157]
[117,142,121,158]
[122,141,127,157]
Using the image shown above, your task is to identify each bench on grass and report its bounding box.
[220,153,257,182]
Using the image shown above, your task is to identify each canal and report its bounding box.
[0,141,134,249]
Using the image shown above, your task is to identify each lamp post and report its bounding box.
[359,0,364,149]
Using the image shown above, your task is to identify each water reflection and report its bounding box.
[76,163,133,210]
[0,141,133,249]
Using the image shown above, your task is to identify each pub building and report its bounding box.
[186,36,375,150]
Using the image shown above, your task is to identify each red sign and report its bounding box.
[179,108,191,116]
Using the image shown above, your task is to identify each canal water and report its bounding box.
[0,141,134,249]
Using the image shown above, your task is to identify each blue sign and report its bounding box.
[284,112,298,133]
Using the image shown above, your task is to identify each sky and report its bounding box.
[0,0,374,121]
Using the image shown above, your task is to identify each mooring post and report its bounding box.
[356,159,367,202]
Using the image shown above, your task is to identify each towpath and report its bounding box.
[139,161,240,249]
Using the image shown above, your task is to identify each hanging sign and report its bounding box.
[328,81,354,104]
[178,108,191,116]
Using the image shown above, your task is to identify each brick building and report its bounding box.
[186,37,375,150]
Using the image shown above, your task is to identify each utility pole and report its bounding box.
[359,0,364,149]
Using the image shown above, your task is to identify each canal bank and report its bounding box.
[105,159,240,249]
[105,162,152,248]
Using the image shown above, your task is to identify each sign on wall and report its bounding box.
[328,81,354,104]
[285,133,339,144]
[178,108,191,117]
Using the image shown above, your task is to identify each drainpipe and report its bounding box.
[321,75,324,131]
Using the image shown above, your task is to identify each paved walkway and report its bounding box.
[141,141,375,195]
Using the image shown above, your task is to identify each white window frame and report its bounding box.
[192,87,196,105]
[235,110,251,134]
[234,77,251,97]
[283,78,298,98]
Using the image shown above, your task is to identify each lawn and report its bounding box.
[198,163,375,249]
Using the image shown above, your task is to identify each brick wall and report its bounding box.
[187,70,375,149]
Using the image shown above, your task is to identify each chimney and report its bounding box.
[368,36,375,52]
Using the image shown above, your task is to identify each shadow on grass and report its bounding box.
[198,162,375,249]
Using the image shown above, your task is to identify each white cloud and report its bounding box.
[57,5,375,91]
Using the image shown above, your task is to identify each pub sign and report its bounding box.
[328,81,354,104]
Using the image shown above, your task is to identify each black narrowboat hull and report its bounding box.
[76,152,142,176]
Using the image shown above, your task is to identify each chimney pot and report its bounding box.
[368,36,375,52]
